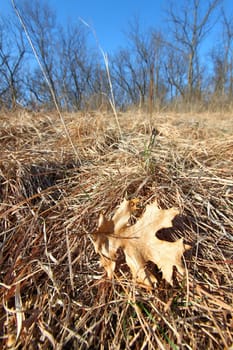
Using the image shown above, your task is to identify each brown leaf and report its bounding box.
[92,198,191,287]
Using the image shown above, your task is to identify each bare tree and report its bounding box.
[112,19,167,110]
[164,47,187,102]
[15,1,105,111]
[211,49,227,98]
[112,48,141,106]
[16,0,59,109]
[209,8,233,109]
[57,24,100,110]
[4,0,228,112]
[166,0,222,104]
[0,17,25,108]
[220,9,233,98]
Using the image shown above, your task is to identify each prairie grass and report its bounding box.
[0,109,232,349]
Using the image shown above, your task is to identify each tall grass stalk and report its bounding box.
[79,17,122,137]
[11,0,81,163]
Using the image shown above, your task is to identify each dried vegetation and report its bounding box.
[0,109,233,349]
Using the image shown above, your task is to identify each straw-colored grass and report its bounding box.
[0,109,232,349]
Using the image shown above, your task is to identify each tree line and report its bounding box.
[1,0,233,112]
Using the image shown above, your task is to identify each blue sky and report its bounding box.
[1,0,233,54]
[50,0,164,52]
[47,0,165,52]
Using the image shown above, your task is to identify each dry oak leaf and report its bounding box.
[92,198,191,287]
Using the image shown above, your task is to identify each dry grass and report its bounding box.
[0,109,232,349]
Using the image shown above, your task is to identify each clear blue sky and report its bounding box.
[1,0,233,53]
[50,0,164,52]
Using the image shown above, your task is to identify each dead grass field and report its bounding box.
[0,109,233,349]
